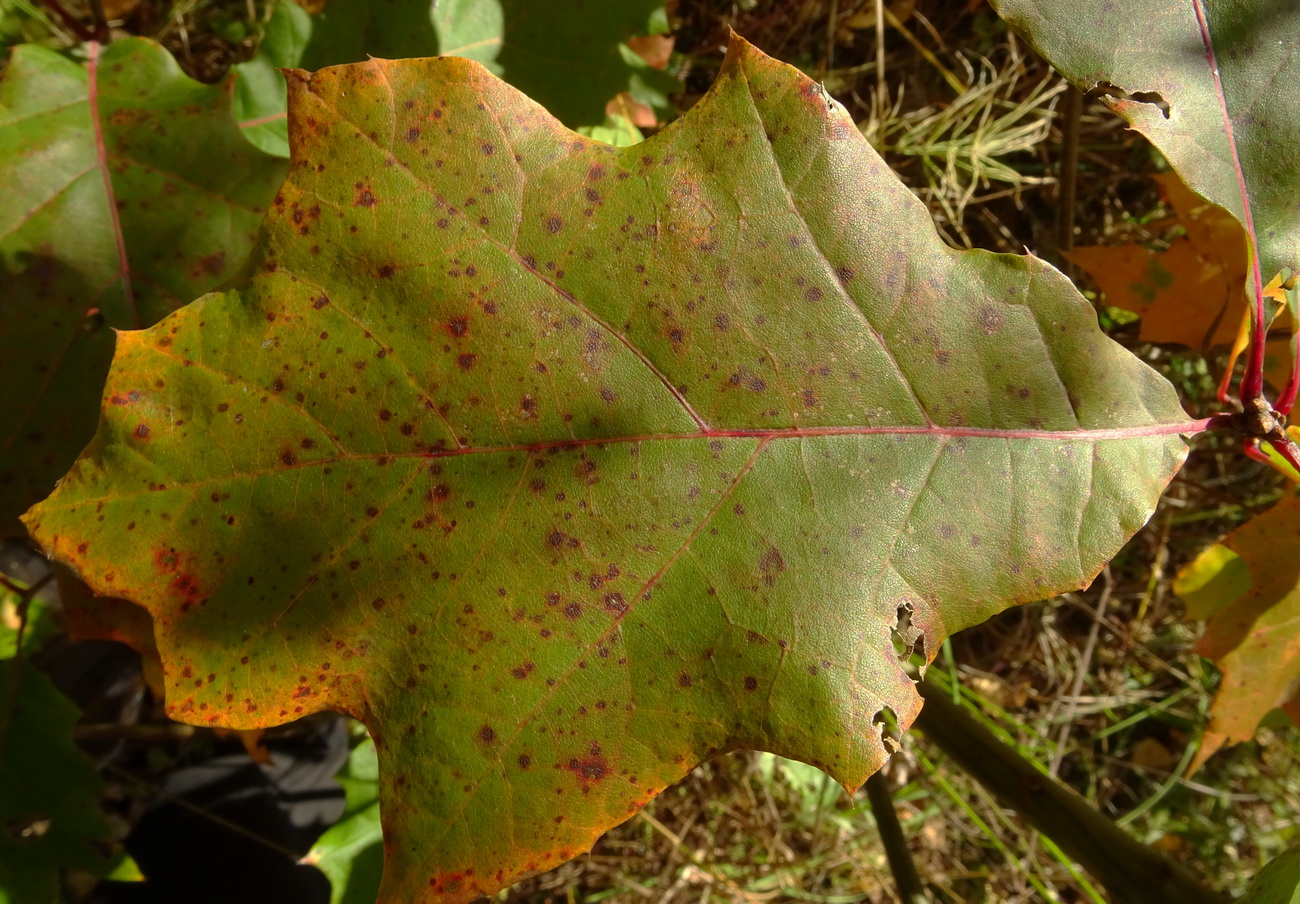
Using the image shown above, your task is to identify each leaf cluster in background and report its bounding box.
[1,575,112,900]
[0,38,286,535]
[235,0,680,156]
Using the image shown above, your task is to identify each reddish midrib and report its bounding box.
[87,41,138,328]
[307,418,1212,467]
[1190,0,1267,404]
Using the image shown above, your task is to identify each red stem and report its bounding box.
[1267,435,1300,475]
[1191,0,1268,406]
[86,41,138,328]
[1277,327,1300,415]
[1242,438,1270,464]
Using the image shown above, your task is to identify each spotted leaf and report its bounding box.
[0,39,286,534]
[25,37,1197,902]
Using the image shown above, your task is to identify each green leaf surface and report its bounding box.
[0,581,55,660]
[0,38,287,535]
[989,0,1300,286]
[234,1,313,157]
[25,38,1195,902]
[1238,847,1300,904]
[0,663,110,903]
[308,738,383,904]
[233,0,675,157]
[433,0,671,125]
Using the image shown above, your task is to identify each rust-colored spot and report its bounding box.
[545,215,563,233]
[478,725,496,743]
[563,602,582,619]
[134,423,151,440]
[281,450,297,466]
[678,672,692,687]
[603,592,627,613]
[566,749,609,783]
[759,546,786,586]
[744,676,758,691]
[457,353,478,370]
[154,549,179,572]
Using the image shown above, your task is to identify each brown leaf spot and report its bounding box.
[603,592,627,613]
[759,546,786,586]
[566,752,609,783]
[977,304,1005,335]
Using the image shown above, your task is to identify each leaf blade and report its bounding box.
[25,38,1195,902]
[0,38,287,533]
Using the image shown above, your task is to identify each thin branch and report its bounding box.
[914,678,1230,904]
[1189,0,1267,405]
[865,768,930,904]
[38,0,92,41]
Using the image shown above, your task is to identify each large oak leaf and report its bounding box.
[25,37,1197,902]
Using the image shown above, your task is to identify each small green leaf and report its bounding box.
[0,663,110,902]
[0,582,55,660]
[234,0,677,154]
[234,1,313,157]
[308,738,383,904]
[1173,542,1250,621]
[576,112,644,147]
[1237,847,1300,904]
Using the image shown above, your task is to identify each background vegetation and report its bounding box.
[1,1,1295,902]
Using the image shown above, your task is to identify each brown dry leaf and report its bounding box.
[213,728,273,765]
[1067,172,1247,347]
[606,92,657,128]
[626,33,673,69]
[1067,172,1294,389]
[57,568,165,698]
[1175,495,1300,773]
[1130,736,1178,772]
[102,0,141,19]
